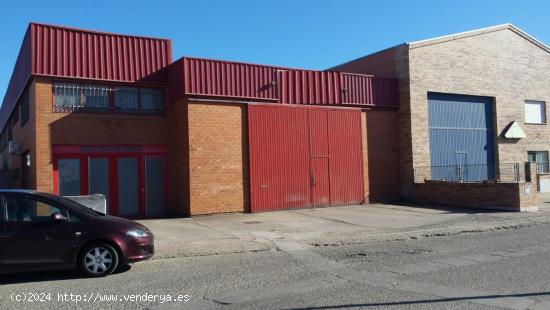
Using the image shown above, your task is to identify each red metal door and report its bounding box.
[248,105,311,212]
[248,105,364,212]
[327,109,364,205]
[309,109,331,205]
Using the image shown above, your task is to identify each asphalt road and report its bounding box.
[2,223,550,310]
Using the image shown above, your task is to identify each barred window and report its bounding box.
[114,87,138,112]
[139,88,164,114]
[53,82,164,115]
[53,83,110,111]
[82,85,110,111]
[53,83,82,111]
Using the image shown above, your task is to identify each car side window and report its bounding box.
[5,196,67,222]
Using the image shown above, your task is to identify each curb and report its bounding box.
[148,215,550,260]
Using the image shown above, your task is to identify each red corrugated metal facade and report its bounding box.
[248,105,364,212]
[30,23,172,82]
[1,23,172,132]
[168,57,398,107]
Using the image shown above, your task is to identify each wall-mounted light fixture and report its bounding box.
[25,154,31,167]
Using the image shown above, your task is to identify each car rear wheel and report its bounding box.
[78,243,119,277]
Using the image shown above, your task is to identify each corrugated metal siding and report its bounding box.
[183,57,278,100]
[327,109,364,204]
[0,28,32,132]
[278,70,341,104]
[30,23,172,82]
[341,74,399,106]
[309,109,331,205]
[248,105,311,212]
[428,92,495,181]
[249,105,364,212]
[174,57,398,107]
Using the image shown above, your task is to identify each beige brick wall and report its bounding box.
[401,28,550,197]
[187,101,248,215]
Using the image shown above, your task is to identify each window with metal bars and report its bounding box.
[53,82,164,114]
[528,151,549,174]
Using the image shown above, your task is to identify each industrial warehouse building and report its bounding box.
[334,24,547,210]
[0,23,398,217]
[0,23,545,217]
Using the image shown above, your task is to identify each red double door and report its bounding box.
[53,146,167,218]
[249,105,364,212]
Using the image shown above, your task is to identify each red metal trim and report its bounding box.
[138,155,146,216]
[80,156,89,195]
[52,145,167,154]
[109,155,119,215]
[53,145,167,217]
[52,157,59,194]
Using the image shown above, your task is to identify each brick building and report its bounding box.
[0,23,399,217]
[333,24,549,207]
[3,23,543,216]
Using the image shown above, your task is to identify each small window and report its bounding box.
[525,100,546,124]
[139,88,164,114]
[528,151,549,174]
[58,158,81,196]
[12,105,19,125]
[20,91,29,127]
[4,196,66,222]
[82,85,110,111]
[114,87,139,112]
[54,83,110,112]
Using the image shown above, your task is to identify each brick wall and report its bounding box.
[365,109,400,202]
[186,101,248,215]
[33,77,168,193]
[404,27,550,198]
[414,163,538,212]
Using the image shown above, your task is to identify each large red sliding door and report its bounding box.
[249,105,364,212]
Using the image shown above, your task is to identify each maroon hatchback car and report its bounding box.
[0,190,154,277]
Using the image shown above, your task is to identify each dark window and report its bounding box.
[82,85,110,111]
[12,105,19,125]
[0,130,6,151]
[20,91,29,127]
[7,123,12,141]
[4,196,67,222]
[139,88,164,114]
[58,158,81,196]
[54,82,164,115]
[528,151,549,174]
[53,83,109,112]
[114,87,139,112]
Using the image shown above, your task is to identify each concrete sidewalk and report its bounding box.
[139,203,550,260]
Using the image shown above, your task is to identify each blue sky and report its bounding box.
[1,0,549,100]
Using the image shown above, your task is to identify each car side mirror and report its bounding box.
[51,212,68,222]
